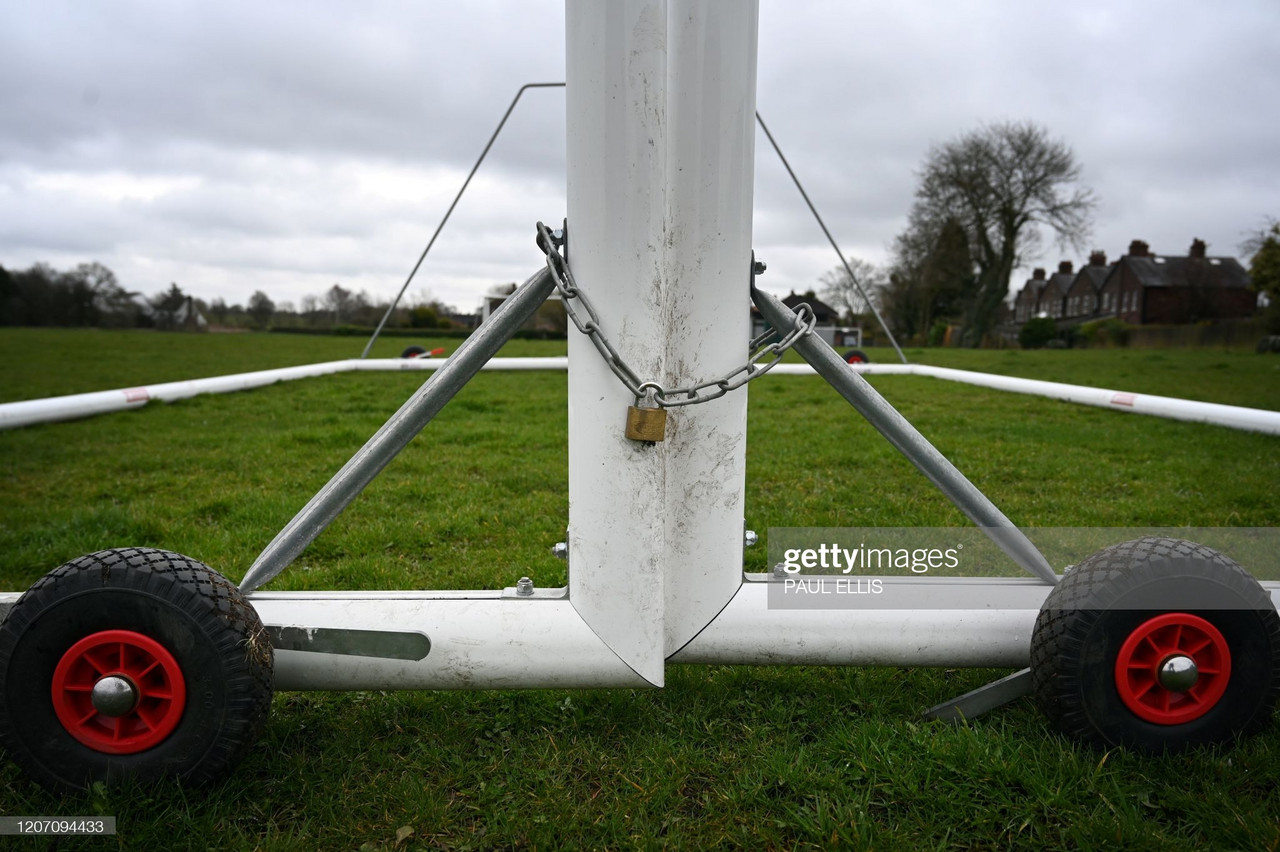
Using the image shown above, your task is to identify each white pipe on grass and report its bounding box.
[3,356,1277,437]
[0,360,361,430]
[348,356,570,373]
[770,363,1280,435]
[0,357,569,430]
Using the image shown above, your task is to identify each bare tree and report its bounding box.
[819,257,885,323]
[903,121,1095,345]
[71,262,136,325]
[1240,216,1279,261]
[325,284,353,324]
[209,297,230,325]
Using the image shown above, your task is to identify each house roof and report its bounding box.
[1079,265,1110,292]
[1125,256,1250,289]
[1015,280,1045,303]
[1041,271,1074,297]
[174,299,207,327]
[782,291,840,322]
[1065,263,1111,295]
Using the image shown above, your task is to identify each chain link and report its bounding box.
[535,221,815,408]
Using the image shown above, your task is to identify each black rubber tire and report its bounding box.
[0,548,273,792]
[843,349,869,364]
[1031,537,1280,752]
[401,345,427,358]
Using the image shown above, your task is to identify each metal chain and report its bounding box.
[535,221,815,408]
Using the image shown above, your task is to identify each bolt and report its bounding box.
[516,576,534,596]
[744,530,759,548]
[753,259,767,276]
[551,542,568,560]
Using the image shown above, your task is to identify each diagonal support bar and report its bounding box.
[359,82,566,360]
[239,266,557,593]
[754,112,908,365]
[752,285,1058,585]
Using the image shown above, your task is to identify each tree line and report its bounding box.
[0,262,464,333]
[5,120,1094,346]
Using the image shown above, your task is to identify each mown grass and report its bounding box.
[0,327,565,404]
[1,329,1279,850]
[905,345,1280,411]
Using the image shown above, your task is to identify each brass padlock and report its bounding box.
[625,394,667,442]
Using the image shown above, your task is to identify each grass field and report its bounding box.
[1,328,1279,850]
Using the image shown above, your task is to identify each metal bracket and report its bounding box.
[924,668,1033,722]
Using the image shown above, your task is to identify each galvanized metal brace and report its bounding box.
[239,265,558,593]
[751,284,1059,586]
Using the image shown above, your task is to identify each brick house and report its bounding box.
[1098,239,1255,326]
[1063,251,1113,322]
[1037,261,1075,320]
[1014,268,1048,322]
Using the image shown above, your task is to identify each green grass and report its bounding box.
[904,346,1280,411]
[1,329,1279,850]
[0,327,566,404]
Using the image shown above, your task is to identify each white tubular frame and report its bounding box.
[251,592,647,691]
[768,364,1280,435]
[7,359,1280,435]
[253,578,1052,689]
[670,577,1054,667]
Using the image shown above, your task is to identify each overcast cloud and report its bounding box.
[2,0,1278,314]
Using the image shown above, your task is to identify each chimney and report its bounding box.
[1128,239,1150,257]
[1058,260,1073,275]
[1189,238,1207,259]
[1089,250,1107,267]
[1032,268,1046,280]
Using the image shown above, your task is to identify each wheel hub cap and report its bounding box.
[51,629,187,754]
[1157,654,1199,692]
[90,675,138,717]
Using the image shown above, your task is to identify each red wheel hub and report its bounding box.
[51,629,186,754]
[1114,613,1231,725]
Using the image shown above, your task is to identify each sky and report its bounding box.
[2,0,1278,316]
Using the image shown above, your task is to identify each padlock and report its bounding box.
[625,394,667,442]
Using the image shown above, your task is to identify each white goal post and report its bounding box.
[564,0,759,686]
